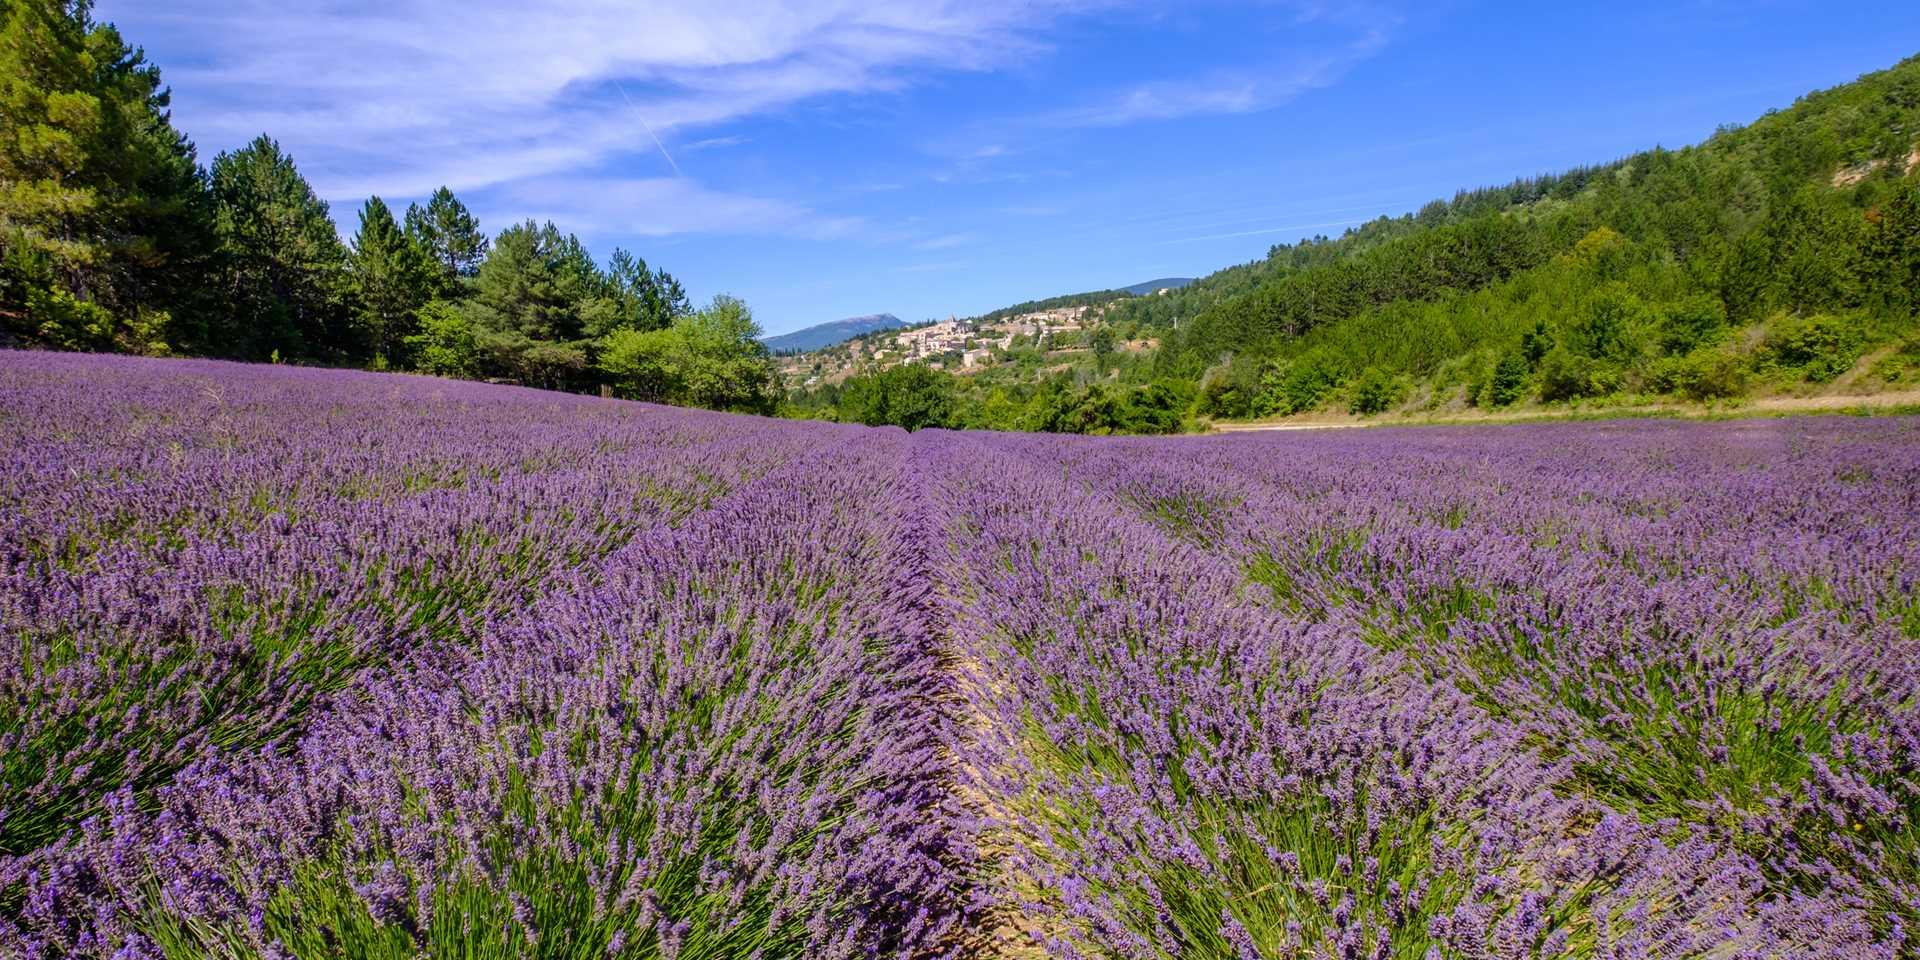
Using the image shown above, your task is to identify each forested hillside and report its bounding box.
[1136,54,1920,418]
[0,1,777,411]
[7,0,1919,431]
[792,54,1920,432]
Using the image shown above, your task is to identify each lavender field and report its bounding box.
[3,350,1917,959]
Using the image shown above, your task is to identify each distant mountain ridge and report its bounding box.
[763,314,907,353]
[1120,277,1195,296]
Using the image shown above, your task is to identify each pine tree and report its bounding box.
[350,195,432,365]
[209,135,350,360]
[470,221,613,345]
[403,186,487,290]
[604,248,673,333]
[0,0,215,351]
[1864,185,1920,319]
[654,268,690,318]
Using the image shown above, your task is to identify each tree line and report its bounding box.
[835,52,1920,431]
[1136,55,1920,419]
[0,1,775,412]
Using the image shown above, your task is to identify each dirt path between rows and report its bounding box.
[1210,390,1920,433]
[903,436,1066,959]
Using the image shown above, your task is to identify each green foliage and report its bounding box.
[1648,347,1749,401]
[1158,211,1560,376]
[403,186,488,290]
[601,248,687,335]
[210,135,352,360]
[1537,348,1616,402]
[672,296,774,412]
[1761,313,1868,381]
[1867,334,1920,386]
[1656,293,1730,356]
[839,364,956,431]
[1029,380,1187,435]
[470,221,606,346]
[596,296,775,413]
[405,299,481,378]
[597,326,681,402]
[1569,287,1649,363]
[1197,358,1261,418]
[0,0,215,348]
[1089,325,1117,369]
[1346,366,1402,415]
[350,196,434,365]
[1257,354,1345,415]
[1862,184,1920,318]
[1487,352,1532,407]
[1519,321,1555,365]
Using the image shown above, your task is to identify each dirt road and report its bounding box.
[1210,390,1920,433]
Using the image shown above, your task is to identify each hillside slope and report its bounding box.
[764,313,906,353]
[783,53,1920,434]
[1120,277,1195,296]
[1134,53,1920,421]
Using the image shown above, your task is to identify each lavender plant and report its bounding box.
[2,351,1913,958]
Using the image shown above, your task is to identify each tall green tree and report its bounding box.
[0,0,215,352]
[403,186,486,290]
[673,294,774,412]
[349,195,432,365]
[209,135,351,360]
[470,220,599,344]
[1864,184,1920,319]
[603,248,681,333]
[596,295,774,412]
[839,363,955,430]
[1089,325,1117,371]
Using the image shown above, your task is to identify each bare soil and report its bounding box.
[1211,389,1920,433]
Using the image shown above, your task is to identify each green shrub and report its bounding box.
[1258,355,1346,415]
[1648,347,1749,401]
[1519,321,1555,365]
[1761,313,1866,381]
[1537,348,1618,401]
[406,300,482,378]
[1200,358,1260,418]
[1487,352,1532,406]
[1656,294,1729,356]
[1571,288,1651,362]
[839,363,955,430]
[1346,367,1402,416]
[1866,335,1920,385]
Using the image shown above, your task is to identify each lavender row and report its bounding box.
[7,350,1916,957]
[927,431,1898,957]
[1033,419,1920,948]
[0,354,810,869]
[7,414,973,957]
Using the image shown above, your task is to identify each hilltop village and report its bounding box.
[777,302,1168,389]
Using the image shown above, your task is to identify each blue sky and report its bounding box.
[103,2,1920,336]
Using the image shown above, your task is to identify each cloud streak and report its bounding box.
[1042,23,1392,128]
[107,0,1093,231]
[488,176,866,241]
[101,0,1400,248]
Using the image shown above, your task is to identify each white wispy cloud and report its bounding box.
[490,176,866,240]
[109,0,1094,234]
[912,231,979,250]
[1042,23,1392,128]
[104,1,1400,245]
[683,135,751,151]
